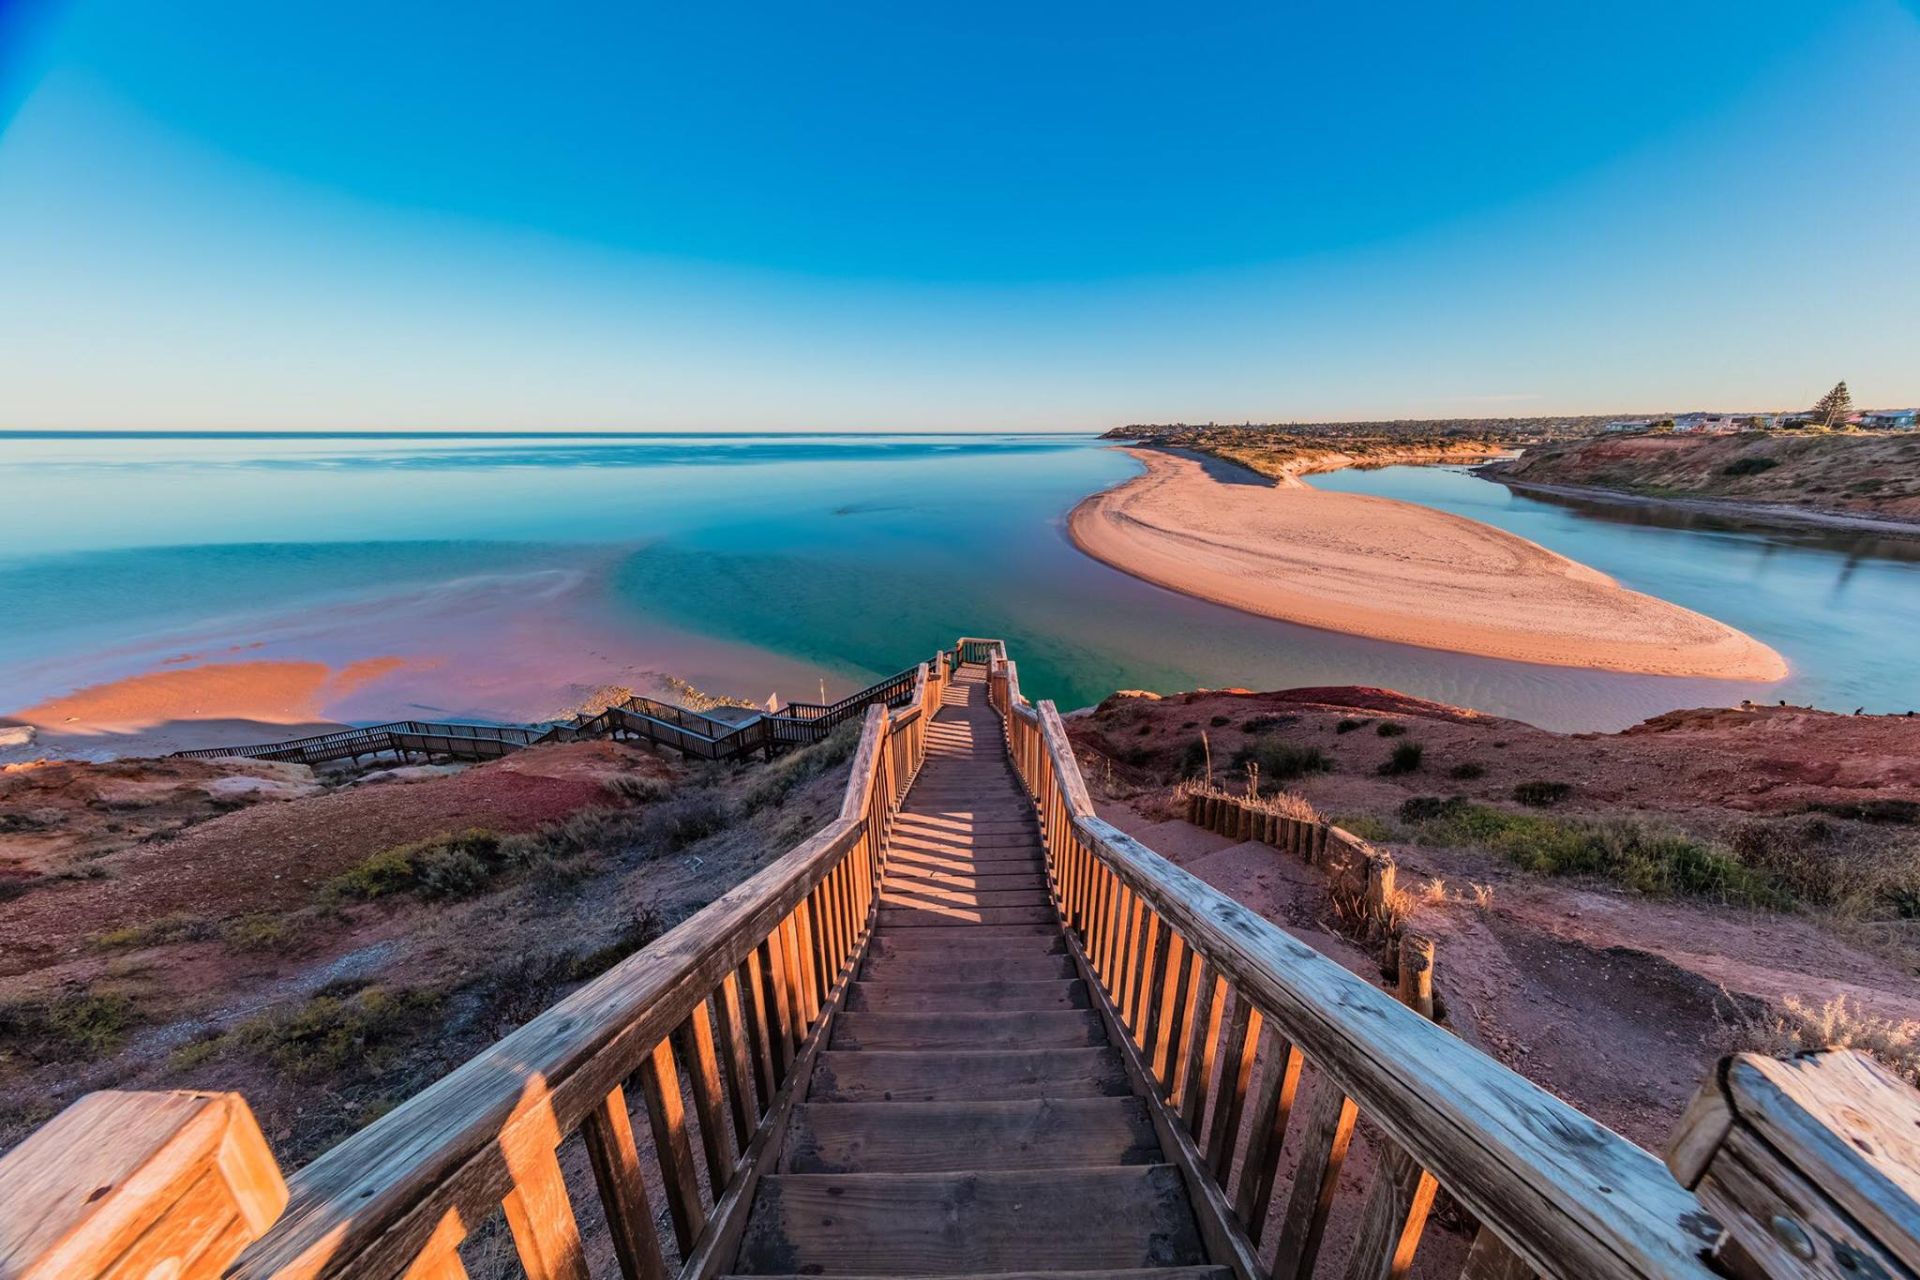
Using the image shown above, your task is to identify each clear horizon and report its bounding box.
[2,1,1917,432]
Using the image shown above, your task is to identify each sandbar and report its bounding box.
[1068,449,1788,681]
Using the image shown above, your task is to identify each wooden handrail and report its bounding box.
[223,657,945,1279]
[979,644,1728,1280]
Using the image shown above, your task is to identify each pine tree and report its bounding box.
[1811,381,1853,429]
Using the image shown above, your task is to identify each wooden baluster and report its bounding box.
[759,934,795,1081]
[1180,968,1228,1133]
[742,950,779,1100]
[678,1005,732,1198]
[1344,1142,1440,1280]
[400,1214,474,1280]
[1233,1029,1303,1242]
[791,900,822,1026]
[803,884,832,1008]
[1205,995,1260,1182]
[500,1135,589,1280]
[1270,1068,1361,1280]
[1099,880,1129,991]
[1137,916,1173,1071]
[1152,933,1191,1091]
[1458,1227,1536,1279]
[1170,952,1210,1102]
[1121,898,1144,1036]
[1118,893,1146,1028]
[581,1086,669,1280]
[1091,869,1118,984]
[715,971,760,1152]
[778,915,809,1043]
[638,1037,707,1257]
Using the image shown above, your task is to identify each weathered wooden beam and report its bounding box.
[1667,1050,1920,1279]
[0,1090,286,1280]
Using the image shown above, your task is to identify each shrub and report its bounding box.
[230,985,441,1079]
[1722,456,1780,477]
[1231,740,1332,781]
[1241,715,1292,734]
[95,913,213,949]
[0,988,140,1062]
[1448,762,1486,780]
[220,913,310,954]
[1335,718,1369,734]
[605,774,671,805]
[1178,738,1210,778]
[1209,715,1231,727]
[323,829,512,901]
[643,794,731,850]
[1402,801,1785,907]
[1400,795,1467,823]
[1512,780,1573,807]
[1378,742,1424,775]
[744,722,861,812]
[1802,799,1918,825]
[1376,722,1408,738]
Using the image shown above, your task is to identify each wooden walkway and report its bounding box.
[731,664,1217,1277]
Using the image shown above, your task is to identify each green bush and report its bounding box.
[1231,740,1333,781]
[1402,801,1785,906]
[1376,722,1408,738]
[95,913,213,949]
[1722,456,1779,477]
[0,988,141,1062]
[1512,780,1573,807]
[1241,715,1292,733]
[1448,762,1486,780]
[643,794,731,850]
[1378,742,1424,775]
[227,985,442,1079]
[1400,795,1467,823]
[1334,718,1369,734]
[1209,714,1231,727]
[323,829,513,901]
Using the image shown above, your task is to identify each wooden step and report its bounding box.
[877,904,1055,929]
[782,1099,1160,1173]
[864,927,1061,954]
[809,1048,1130,1102]
[831,1010,1106,1051]
[859,952,1077,984]
[844,979,1088,1013]
[878,887,1051,910]
[887,846,1044,870]
[881,869,1047,892]
[733,1167,1206,1274]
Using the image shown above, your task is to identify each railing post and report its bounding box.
[0,1090,287,1280]
[1667,1049,1920,1278]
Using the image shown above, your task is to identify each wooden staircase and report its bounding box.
[729,664,1219,1278]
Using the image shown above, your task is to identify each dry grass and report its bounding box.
[1173,777,1319,823]
[1724,994,1920,1087]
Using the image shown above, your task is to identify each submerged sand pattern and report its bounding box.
[1069,449,1787,681]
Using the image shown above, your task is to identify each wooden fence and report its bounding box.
[977,641,1920,1280]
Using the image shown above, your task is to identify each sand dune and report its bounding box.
[1069,449,1787,681]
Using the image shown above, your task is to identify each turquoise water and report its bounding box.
[1,433,1914,733]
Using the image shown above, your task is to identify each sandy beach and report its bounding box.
[1069,449,1788,681]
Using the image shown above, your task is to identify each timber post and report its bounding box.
[0,1090,286,1280]
[1667,1049,1920,1279]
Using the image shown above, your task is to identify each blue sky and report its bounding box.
[1,0,1916,431]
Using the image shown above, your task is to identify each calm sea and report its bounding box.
[1,432,1914,733]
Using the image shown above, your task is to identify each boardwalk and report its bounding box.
[733,666,1214,1275]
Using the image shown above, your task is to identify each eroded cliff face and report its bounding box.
[1488,431,1920,522]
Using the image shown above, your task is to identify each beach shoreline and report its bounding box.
[1475,466,1920,540]
[1068,447,1789,682]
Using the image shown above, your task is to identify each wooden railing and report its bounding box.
[169,662,931,767]
[975,640,1727,1280]
[171,720,545,765]
[12,653,945,1280]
